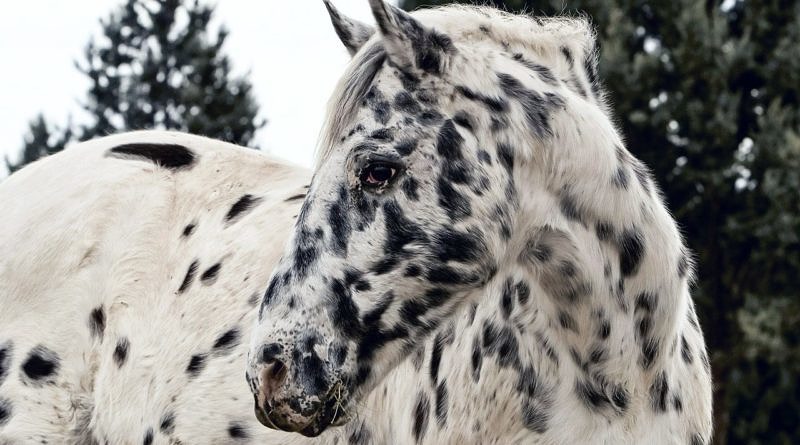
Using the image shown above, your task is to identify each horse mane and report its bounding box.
[316,5,596,166]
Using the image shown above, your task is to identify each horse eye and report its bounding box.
[360,163,397,187]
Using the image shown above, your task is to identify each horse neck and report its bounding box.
[497,112,693,389]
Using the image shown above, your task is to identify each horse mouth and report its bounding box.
[253,382,352,437]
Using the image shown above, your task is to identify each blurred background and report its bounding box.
[1,1,798,443]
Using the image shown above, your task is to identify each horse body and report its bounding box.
[0,131,313,444]
[0,2,712,445]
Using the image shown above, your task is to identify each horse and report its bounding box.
[0,1,712,444]
[247,1,712,443]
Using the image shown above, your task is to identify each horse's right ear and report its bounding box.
[323,0,375,56]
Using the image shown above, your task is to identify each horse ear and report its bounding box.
[323,0,375,56]
[367,0,454,74]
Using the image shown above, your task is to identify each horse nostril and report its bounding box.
[268,360,286,379]
[258,358,289,408]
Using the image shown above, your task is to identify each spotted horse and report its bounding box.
[0,2,711,445]
[248,0,713,444]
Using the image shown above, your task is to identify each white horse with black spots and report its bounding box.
[0,1,712,444]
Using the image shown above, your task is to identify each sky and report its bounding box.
[0,0,396,175]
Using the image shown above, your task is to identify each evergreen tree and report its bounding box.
[7,0,264,173]
[401,1,800,444]
[6,115,73,174]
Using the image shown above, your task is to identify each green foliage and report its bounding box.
[8,0,263,173]
[6,115,73,174]
[401,1,800,443]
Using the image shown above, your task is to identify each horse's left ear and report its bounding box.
[324,0,375,56]
[367,0,454,75]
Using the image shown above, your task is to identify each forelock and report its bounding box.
[317,42,386,167]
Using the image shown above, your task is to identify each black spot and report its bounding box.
[354,278,372,292]
[435,381,448,427]
[430,333,443,384]
[372,256,399,275]
[500,278,514,319]
[186,354,207,377]
[437,177,471,220]
[633,161,653,194]
[635,292,657,312]
[432,228,485,263]
[561,46,574,66]
[584,50,600,95]
[650,371,670,412]
[383,200,428,257]
[496,143,514,174]
[455,85,508,113]
[182,223,196,237]
[525,238,552,263]
[477,149,492,165]
[108,143,195,170]
[21,345,60,381]
[200,262,222,284]
[365,86,391,124]
[399,288,452,325]
[559,193,585,225]
[0,341,11,385]
[178,260,199,293]
[640,339,660,370]
[329,342,349,368]
[143,427,154,445]
[436,120,463,159]
[327,278,363,340]
[690,433,706,445]
[497,73,565,139]
[419,109,444,125]
[516,281,531,305]
[576,379,612,412]
[426,265,475,285]
[595,221,614,242]
[405,263,422,277]
[293,226,321,280]
[681,335,693,364]
[482,322,519,368]
[213,328,240,352]
[612,385,630,412]
[362,291,394,328]
[225,194,262,223]
[412,392,430,442]
[673,394,683,412]
[369,128,394,141]
[228,421,250,439]
[558,311,578,333]
[598,320,611,339]
[612,166,629,189]
[516,366,551,433]
[0,397,11,427]
[395,91,421,115]
[160,411,176,434]
[452,111,474,131]
[88,306,105,339]
[395,138,418,156]
[618,228,645,277]
[470,338,482,382]
[402,177,420,201]
[114,338,129,367]
[329,185,352,256]
[512,53,558,85]
[284,193,306,202]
